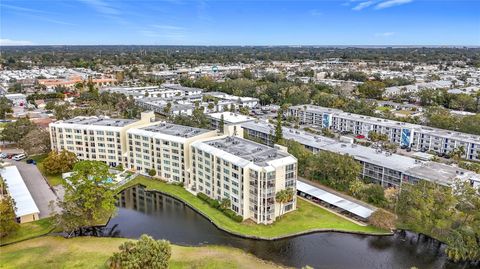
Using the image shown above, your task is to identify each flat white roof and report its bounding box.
[208,112,256,124]
[297,180,374,219]
[0,166,40,217]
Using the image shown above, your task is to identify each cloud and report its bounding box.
[152,25,185,30]
[78,0,120,15]
[352,1,377,10]
[0,39,34,46]
[309,9,323,16]
[375,0,413,9]
[375,32,395,37]
[0,3,49,14]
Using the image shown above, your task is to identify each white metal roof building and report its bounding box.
[0,165,40,223]
[297,180,374,220]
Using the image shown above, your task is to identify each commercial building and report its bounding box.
[287,105,480,161]
[241,121,480,189]
[49,113,298,224]
[0,165,40,223]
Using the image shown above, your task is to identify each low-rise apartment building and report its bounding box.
[288,105,480,161]
[242,121,480,189]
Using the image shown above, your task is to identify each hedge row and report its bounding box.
[197,192,243,222]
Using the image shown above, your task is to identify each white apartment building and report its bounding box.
[49,113,298,224]
[49,112,156,167]
[242,121,480,190]
[190,136,297,224]
[103,86,182,99]
[125,122,217,183]
[288,105,480,161]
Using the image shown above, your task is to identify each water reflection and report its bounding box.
[101,185,477,269]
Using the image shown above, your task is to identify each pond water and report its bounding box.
[100,185,476,269]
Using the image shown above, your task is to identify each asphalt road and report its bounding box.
[6,160,60,218]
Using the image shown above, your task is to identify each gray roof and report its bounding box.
[241,121,480,185]
[62,117,135,127]
[140,122,210,138]
[205,136,289,166]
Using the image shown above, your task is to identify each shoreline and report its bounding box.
[121,182,392,241]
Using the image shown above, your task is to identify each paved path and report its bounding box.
[6,160,60,218]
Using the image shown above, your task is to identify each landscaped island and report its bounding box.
[119,176,388,239]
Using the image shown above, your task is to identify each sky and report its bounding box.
[1,0,479,46]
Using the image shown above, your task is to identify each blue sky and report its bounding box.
[1,0,479,46]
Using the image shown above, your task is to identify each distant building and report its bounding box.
[288,105,480,161]
[4,93,27,106]
[241,121,480,189]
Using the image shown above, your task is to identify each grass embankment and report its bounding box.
[29,154,64,186]
[0,236,285,269]
[0,218,56,246]
[120,176,387,239]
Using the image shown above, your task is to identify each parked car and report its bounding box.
[0,152,7,159]
[26,159,36,165]
[12,154,27,161]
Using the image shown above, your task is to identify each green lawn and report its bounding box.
[0,218,56,246]
[29,154,64,186]
[120,176,387,239]
[0,236,285,269]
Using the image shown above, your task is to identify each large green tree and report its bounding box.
[309,151,362,191]
[0,177,19,238]
[19,128,51,155]
[1,118,36,143]
[0,97,13,119]
[42,150,78,175]
[54,161,116,236]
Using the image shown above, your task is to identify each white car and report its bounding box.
[0,152,7,159]
[12,154,27,161]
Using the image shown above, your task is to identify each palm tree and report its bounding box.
[276,188,294,216]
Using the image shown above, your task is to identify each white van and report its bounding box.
[13,154,27,161]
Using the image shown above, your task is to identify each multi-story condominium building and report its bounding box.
[190,136,297,224]
[242,121,480,189]
[49,113,298,224]
[49,112,156,167]
[125,122,217,183]
[287,105,480,161]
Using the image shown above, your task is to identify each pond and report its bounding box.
[100,185,476,269]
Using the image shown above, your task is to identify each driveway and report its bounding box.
[6,160,60,219]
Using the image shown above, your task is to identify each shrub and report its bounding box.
[116,164,124,171]
[368,209,397,230]
[107,234,171,269]
[148,169,157,177]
